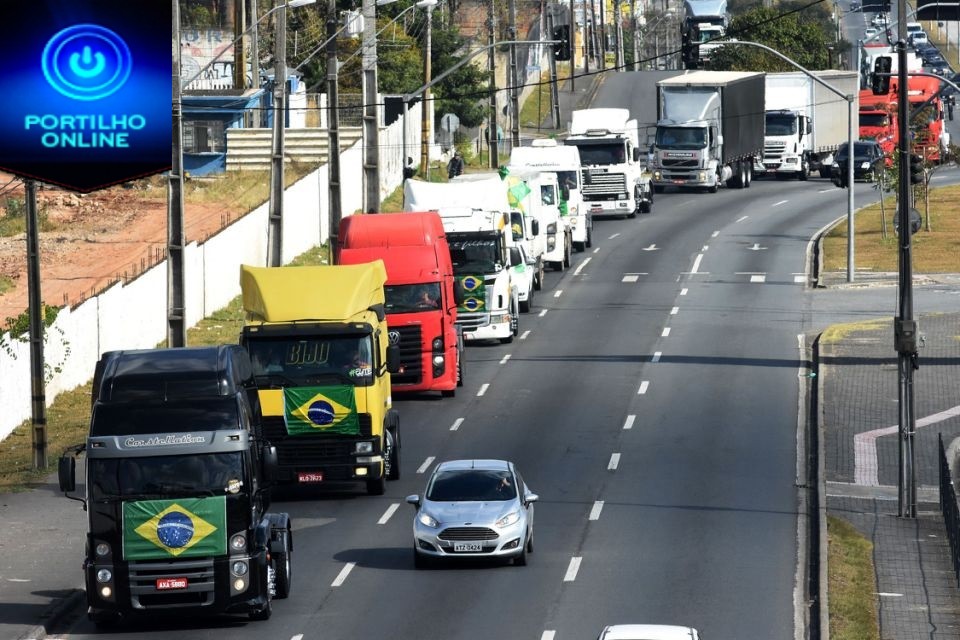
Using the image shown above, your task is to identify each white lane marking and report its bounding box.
[638,380,649,395]
[690,253,704,273]
[554,290,563,298]
[541,632,557,640]
[623,414,636,430]
[747,243,767,251]
[735,272,764,275]
[589,500,605,520]
[292,635,304,640]
[661,327,671,337]
[670,306,679,315]
[609,233,621,239]
[736,216,748,223]
[608,453,621,470]
[879,592,905,597]
[855,404,960,486]
[711,230,720,237]
[450,418,464,431]
[702,245,709,251]
[750,275,766,283]
[500,354,511,364]
[680,288,688,296]
[331,562,355,587]
[417,456,436,474]
[817,188,833,193]
[378,503,400,525]
[652,351,662,362]
[564,557,582,582]
[477,383,490,396]
[574,257,591,275]
[622,274,640,283]
[642,244,658,251]
[592,247,600,254]
[539,309,548,317]
[794,275,806,283]
[772,199,788,207]
[520,330,531,340]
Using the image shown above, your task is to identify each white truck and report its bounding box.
[508,140,578,264]
[504,169,563,289]
[563,109,654,223]
[651,71,765,193]
[404,176,522,343]
[682,0,728,65]
[761,71,859,180]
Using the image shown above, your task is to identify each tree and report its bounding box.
[707,6,831,72]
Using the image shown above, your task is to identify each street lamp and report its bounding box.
[639,10,674,70]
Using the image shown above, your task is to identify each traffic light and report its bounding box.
[552,24,571,61]
[682,26,700,69]
[872,56,892,95]
[909,153,924,184]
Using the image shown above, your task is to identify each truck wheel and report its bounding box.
[534,261,544,291]
[274,529,292,599]
[585,227,593,248]
[563,240,572,267]
[457,353,464,387]
[708,183,719,193]
[819,167,831,179]
[745,163,753,187]
[639,200,651,213]
[799,160,809,181]
[386,428,400,480]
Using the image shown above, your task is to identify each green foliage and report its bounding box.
[430,22,489,128]
[1,303,70,383]
[707,5,832,71]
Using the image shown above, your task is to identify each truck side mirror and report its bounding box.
[58,455,76,493]
[632,148,641,162]
[453,280,464,306]
[262,445,279,483]
[531,218,540,236]
[386,344,401,374]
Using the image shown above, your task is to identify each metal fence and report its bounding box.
[940,433,960,586]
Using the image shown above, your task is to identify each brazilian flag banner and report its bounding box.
[123,496,226,560]
[283,385,359,435]
[457,275,486,314]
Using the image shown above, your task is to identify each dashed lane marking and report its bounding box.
[661,327,671,337]
[750,275,766,283]
[680,288,688,296]
[541,632,557,640]
[608,453,621,470]
[417,456,436,474]
[736,216,748,223]
[539,309,549,317]
[638,380,649,395]
[477,383,490,396]
[450,418,464,431]
[652,351,662,362]
[711,230,720,237]
[622,274,640,283]
[378,503,399,525]
[500,354,511,365]
[564,557,582,582]
[589,501,604,520]
[520,330,531,340]
[609,233,621,239]
[794,275,806,283]
[623,414,636,430]
[690,254,704,273]
[574,257,591,275]
[772,200,788,207]
[331,562,355,587]
[592,248,600,254]
[554,290,563,298]
[670,306,679,315]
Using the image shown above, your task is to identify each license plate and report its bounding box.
[454,542,482,552]
[297,472,324,483]
[156,577,188,590]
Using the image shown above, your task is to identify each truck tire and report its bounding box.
[386,428,400,480]
[534,260,544,291]
[457,353,464,387]
[799,159,809,181]
[274,529,292,599]
[819,167,831,179]
[563,239,572,267]
[585,227,593,248]
[745,162,753,187]
[250,597,272,621]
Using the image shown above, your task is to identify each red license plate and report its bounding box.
[156,577,188,590]
[297,472,324,483]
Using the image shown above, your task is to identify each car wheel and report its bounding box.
[513,541,528,566]
[526,532,534,553]
[274,529,292,599]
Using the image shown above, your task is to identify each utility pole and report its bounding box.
[630,0,639,71]
[509,0,520,149]
[25,179,47,470]
[234,0,248,88]
[421,1,435,173]
[169,0,186,347]
[599,0,606,66]
[251,0,261,104]
[570,0,576,91]
[327,0,343,262]
[267,0,287,267]
[546,9,561,129]
[362,0,381,212]
[488,0,499,168]
[895,0,917,519]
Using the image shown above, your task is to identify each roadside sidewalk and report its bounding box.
[818,303,960,638]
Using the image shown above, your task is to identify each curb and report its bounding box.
[17,589,85,640]
[814,335,829,640]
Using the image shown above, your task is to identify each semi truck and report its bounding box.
[337,212,464,397]
[858,89,897,159]
[239,262,401,496]
[563,109,654,221]
[505,168,565,276]
[681,0,729,65]
[761,71,859,180]
[58,346,293,625]
[651,71,765,193]
[404,176,522,344]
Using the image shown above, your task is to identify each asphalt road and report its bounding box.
[56,68,960,640]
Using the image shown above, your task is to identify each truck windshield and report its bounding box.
[655,127,706,149]
[859,113,889,127]
[384,283,442,313]
[555,170,579,192]
[447,237,502,275]
[89,452,244,500]
[566,142,627,165]
[91,399,240,437]
[765,113,798,136]
[248,336,374,386]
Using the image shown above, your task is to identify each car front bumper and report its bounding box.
[413,520,528,560]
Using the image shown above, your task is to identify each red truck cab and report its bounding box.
[337,212,464,397]
[858,89,897,164]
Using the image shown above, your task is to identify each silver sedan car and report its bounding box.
[406,459,537,567]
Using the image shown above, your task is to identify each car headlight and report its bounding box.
[861,161,871,169]
[418,512,439,528]
[831,162,839,168]
[355,441,374,454]
[495,511,521,528]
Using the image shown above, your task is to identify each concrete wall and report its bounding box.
[0,101,422,443]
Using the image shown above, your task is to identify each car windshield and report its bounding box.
[656,126,706,149]
[89,452,245,500]
[765,113,798,135]
[447,236,502,274]
[384,283,442,314]
[859,113,889,127]
[426,469,517,501]
[247,335,374,386]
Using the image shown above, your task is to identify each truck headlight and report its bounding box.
[97,569,112,583]
[431,337,443,352]
[699,171,706,181]
[231,561,249,577]
[861,161,870,169]
[95,542,111,557]
[355,441,374,454]
[653,171,662,180]
[230,534,246,552]
[547,237,556,250]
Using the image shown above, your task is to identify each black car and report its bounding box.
[927,60,952,76]
[831,141,886,187]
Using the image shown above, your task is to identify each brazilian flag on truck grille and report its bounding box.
[122,497,226,560]
[283,385,359,435]
[458,275,486,313]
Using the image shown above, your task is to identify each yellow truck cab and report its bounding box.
[239,262,400,495]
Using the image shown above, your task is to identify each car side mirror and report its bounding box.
[58,455,76,493]
[386,344,401,373]
[525,492,539,504]
[405,494,421,508]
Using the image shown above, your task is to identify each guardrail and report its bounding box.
[939,433,960,586]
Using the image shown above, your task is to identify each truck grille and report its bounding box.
[128,558,215,609]
[581,170,627,198]
[438,527,499,541]
[764,141,786,155]
[390,325,422,385]
[263,414,374,466]
[660,158,698,168]
[455,312,489,333]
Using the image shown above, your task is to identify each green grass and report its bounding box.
[0,244,329,491]
[0,275,12,295]
[828,515,880,640]
[819,318,888,345]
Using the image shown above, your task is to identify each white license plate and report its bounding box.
[453,542,483,552]
[156,577,188,590]
[297,472,323,483]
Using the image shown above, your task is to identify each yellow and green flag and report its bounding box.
[457,275,486,313]
[123,497,226,560]
[283,385,359,435]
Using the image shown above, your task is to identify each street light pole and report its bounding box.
[362,0,381,213]
[170,0,186,346]
[267,0,288,267]
[327,0,343,263]
[421,1,436,173]
[487,0,499,168]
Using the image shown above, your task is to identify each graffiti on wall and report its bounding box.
[181,28,236,90]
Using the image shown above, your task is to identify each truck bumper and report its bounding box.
[583,200,633,218]
[392,347,458,393]
[652,170,713,188]
[457,312,512,341]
